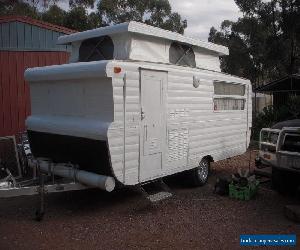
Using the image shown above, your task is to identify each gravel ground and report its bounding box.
[0,151,299,250]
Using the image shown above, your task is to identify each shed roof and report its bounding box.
[57,21,229,56]
[255,74,300,93]
[0,15,76,34]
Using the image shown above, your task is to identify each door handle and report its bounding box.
[141,108,145,120]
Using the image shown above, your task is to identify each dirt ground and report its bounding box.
[0,151,299,250]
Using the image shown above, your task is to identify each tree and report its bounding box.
[0,0,39,18]
[42,4,66,27]
[209,21,258,83]
[87,12,106,29]
[63,5,105,31]
[69,0,96,9]
[209,0,300,85]
[63,6,89,31]
[1,0,187,34]
[98,0,187,34]
[160,12,187,34]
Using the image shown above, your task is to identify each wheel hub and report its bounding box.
[198,161,208,181]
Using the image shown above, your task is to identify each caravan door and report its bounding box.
[139,70,167,181]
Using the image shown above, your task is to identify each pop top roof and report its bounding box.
[57,21,229,56]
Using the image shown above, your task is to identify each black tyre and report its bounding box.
[189,158,210,186]
[272,167,286,193]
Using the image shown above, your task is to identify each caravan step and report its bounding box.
[148,191,172,202]
[140,179,173,203]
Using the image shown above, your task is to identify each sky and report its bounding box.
[169,0,242,40]
[57,0,242,41]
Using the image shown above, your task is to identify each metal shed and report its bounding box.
[0,16,75,137]
[255,74,300,108]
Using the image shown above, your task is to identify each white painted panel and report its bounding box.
[194,47,221,71]
[105,60,252,185]
[130,34,169,64]
[139,70,167,181]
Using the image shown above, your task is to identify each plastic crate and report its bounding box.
[229,180,259,201]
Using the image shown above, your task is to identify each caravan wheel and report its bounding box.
[189,158,210,186]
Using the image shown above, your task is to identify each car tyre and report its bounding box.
[272,167,286,193]
[189,158,210,186]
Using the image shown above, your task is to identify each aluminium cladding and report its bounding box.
[57,21,229,56]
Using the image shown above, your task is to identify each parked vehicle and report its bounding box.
[272,127,300,190]
[257,120,300,167]
[257,128,280,167]
[1,22,252,206]
[25,21,252,187]
[256,120,300,190]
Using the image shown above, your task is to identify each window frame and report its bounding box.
[213,81,247,112]
[78,35,114,62]
[280,133,300,153]
[169,41,196,68]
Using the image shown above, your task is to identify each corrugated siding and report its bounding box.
[0,21,70,51]
[0,51,69,136]
[107,71,140,184]
[107,62,252,185]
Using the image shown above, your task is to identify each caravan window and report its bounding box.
[214,81,245,96]
[79,36,114,62]
[169,42,196,67]
[213,98,245,110]
[213,81,246,111]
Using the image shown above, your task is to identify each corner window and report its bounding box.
[169,42,196,67]
[79,36,114,62]
[281,134,300,153]
[213,81,246,111]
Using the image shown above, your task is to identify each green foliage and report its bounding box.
[98,0,146,23]
[1,0,186,34]
[160,12,187,34]
[0,1,39,18]
[252,106,288,140]
[252,95,300,140]
[42,4,66,27]
[87,12,104,29]
[0,0,104,31]
[98,0,187,34]
[209,0,300,84]
[64,6,91,31]
[69,0,95,8]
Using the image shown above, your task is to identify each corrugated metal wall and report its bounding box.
[0,19,71,137]
[0,21,70,51]
[0,51,69,136]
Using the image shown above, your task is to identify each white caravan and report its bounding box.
[25,22,252,188]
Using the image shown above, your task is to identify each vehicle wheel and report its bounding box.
[272,167,285,193]
[189,158,210,187]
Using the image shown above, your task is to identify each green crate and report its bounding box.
[229,180,259,201]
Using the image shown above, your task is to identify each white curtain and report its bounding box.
[214,98,245,110]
